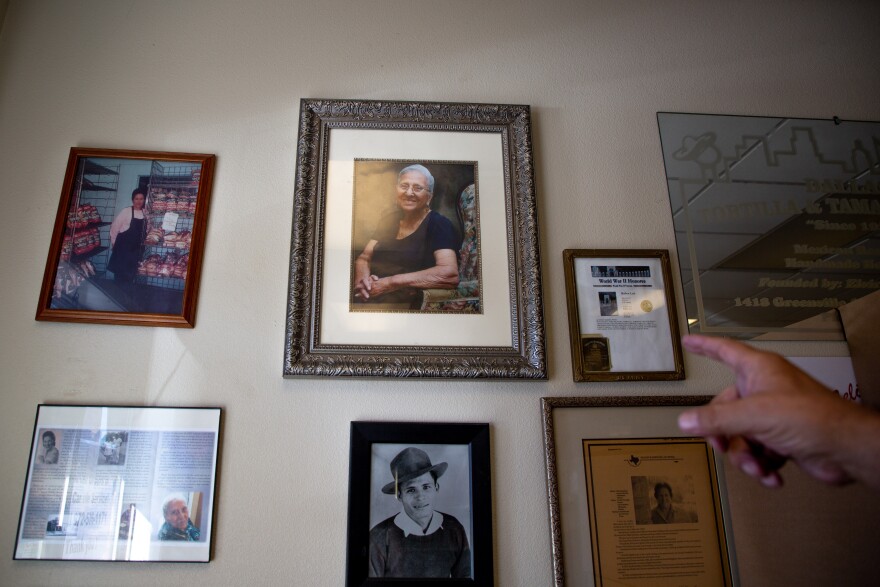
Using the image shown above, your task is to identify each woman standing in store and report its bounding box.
[107,188,148,282]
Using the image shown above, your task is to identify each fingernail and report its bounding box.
[678,412,698,431]
[741,461,761,477]
[760,474,781,488]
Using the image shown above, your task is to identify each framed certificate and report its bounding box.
[563,249,685,381]
[541,396,737,587]
[14,405,221,562]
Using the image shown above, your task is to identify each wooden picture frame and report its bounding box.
[563,249,685,381]
[346,422,493,586]
[284,99,545,378]
[36,148,216,327]
[14,404,222,562]
[541,396,737,587]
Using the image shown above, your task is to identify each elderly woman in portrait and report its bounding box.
[369,447,471,578]
[158,494,200,541]
[353,165,459,308]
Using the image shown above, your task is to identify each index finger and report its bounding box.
[682,334,764,372]
[684,385,738,452]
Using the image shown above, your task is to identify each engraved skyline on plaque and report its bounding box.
[658,112,880,340]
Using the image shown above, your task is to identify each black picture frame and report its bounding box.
[14,404,222,562]
[284,98,546,379]
[346,422,493,586]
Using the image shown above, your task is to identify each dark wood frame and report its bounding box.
[346,422,493,586]
[541,396,735,587]
[36,147,216,327]
[284,98,546,378]
[563,249,685,381]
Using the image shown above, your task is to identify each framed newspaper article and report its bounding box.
[14,404,221,562]
[563,249,685,381]
[541,396,737,587]
[345,422,494,586]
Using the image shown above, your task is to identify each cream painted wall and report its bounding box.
[1,1,878,585]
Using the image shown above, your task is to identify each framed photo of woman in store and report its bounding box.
[345,422,494,587]
[35,148,216,327]
[284,98,546,379]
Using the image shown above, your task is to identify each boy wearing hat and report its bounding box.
[368,447,471,578]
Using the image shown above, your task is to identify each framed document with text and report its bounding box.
[541,396,737,587]
[14,405,221,562]
[563,249,684,381]
[583,438,731,586]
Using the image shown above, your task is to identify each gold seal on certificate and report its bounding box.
[640,299,653,313]
[580,335,611,371]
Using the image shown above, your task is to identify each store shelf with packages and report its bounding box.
[51,159,121,307]
[68,159,120,275]
[71,246,109,263]
[134,161,200,291]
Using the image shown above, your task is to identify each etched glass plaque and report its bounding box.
[658,113,880,340]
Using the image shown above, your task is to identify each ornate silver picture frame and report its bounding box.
[284,99,546,378]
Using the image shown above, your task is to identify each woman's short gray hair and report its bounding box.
[398,164,434,193]
[162,494,188,516]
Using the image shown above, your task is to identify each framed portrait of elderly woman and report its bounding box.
[284,98,546,378]
[541,396,738,587]
[346,422,493,586]
[563,249,685,382]
[14,404,221,562]
[35,147,216,328]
